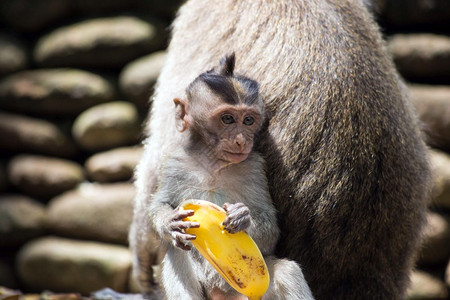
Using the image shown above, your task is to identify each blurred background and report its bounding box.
[0,0,450,299]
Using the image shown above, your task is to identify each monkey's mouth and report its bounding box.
[223,151,249,164]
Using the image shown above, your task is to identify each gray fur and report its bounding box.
[147,149,313,299]
[130,0,431,299]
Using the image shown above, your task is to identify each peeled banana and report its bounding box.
[180,199,269,300]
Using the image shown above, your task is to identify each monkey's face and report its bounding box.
[208,104,263,164]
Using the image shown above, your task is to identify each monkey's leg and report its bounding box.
[129,147,165,298]
[129,219,162,298]
[263,256,314,300]
[160,248,204,300]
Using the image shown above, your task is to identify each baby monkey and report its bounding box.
[149,54,313,300]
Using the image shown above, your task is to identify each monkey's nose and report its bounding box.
[235,134,246,148]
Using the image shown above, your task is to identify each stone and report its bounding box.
[0,69,116,116]
[0,194,45,248]
[0,286,21,299]
[446,260,450,288]
[380,0,450,27]
[119,51,166,110]
[0,111,78,158]
[139,0,184,18]
[0,162,7,193]
[34,15,166,69]
[16,237,132,295]
[74,0,138,14]
[7,155,85,200]
[409,85,450,152]
[45,183,135,245]
[91,288,145,300]
[388,34,450,80]
[85,146,143,183]
[0,33,28,76]
[0,0,71,33]
[72,101,141,152]
[407,270,448,300]
[418,212,450,266]
[429,149,450,209]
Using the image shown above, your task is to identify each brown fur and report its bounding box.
[130,1,431,299]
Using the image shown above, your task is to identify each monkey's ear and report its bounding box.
[217,52,235,76]
[174,98,190,132]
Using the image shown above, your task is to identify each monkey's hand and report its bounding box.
[222,202,252,234]
[166,208,200,251]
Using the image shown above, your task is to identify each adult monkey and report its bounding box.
[130,0,431,299]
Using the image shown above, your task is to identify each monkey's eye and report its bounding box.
[221,114,235,124]
[243,116,254,126]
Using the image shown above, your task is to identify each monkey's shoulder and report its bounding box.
[158,151,197,181]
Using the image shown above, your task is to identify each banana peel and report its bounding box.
[180,199,269,299]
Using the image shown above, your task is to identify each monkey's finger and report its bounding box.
[171,230,197,241]
[173,239,192,251]
[224,203,250,215]
[223,210,251,227]
[172,231,196,251]
[173,209,195,220]
[223,202,245,212]
[223,215,252,233]
[169,220,200,232]
[181,221,200,230]
[226,207,250,219]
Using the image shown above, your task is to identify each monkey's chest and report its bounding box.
[181,186,230,207]
[178,174,244,206]
[175,161,248,206]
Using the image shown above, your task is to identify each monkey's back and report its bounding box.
[147,1,431,299]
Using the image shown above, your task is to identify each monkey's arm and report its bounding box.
[149,169,200,251]
[223,199,279,255]
[222,202,252,233]
[222,157,280,255]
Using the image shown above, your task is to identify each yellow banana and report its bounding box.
[180,199,269,300]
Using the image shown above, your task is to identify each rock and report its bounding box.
[0,266,19,290]
[34,15,166,69]
[0,162,7,193]
[119,51,166,109]
[0,0,71,33]
[446,260,450,288]
[429,149,450,209]
[139,0,184,18]
[72,101,141,152]
[418,212,450,266]
[407,270,449,300]
[85,146,143,183]
[0,33,28,76]
[388,34,450,80]
[0,194,45,248]
[380,0,450,27]
[91,288,145,300]
[0,111,78,158]
[16,237,132,294]
[7,155,85,200]
[0,69,116,116]
[409,85,450,152]
[45,183,135,245]
[27,291,83,299]
[128,269,142,294]
[74,0,138,14]
[0,286,21,299]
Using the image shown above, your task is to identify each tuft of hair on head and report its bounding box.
[186,52,262,107]
[217,53,235,76]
